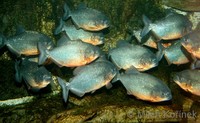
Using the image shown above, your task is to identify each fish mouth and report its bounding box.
[37,80,51,88]
[172,74,181,83]
[138,63,158,71]
[150,94,172,102]
[162,92,172,101]
[28,79,50,89]
[82,22,109,31]
[158,96,172,102]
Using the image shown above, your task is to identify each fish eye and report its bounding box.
[91,36,95,40]
[43,75,51,80]
[180,77,186,82]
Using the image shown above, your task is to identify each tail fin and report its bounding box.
[57,77,69,102]
[38,42,48,65]
[156,42,164,61]
[63,3,71,20]
[141,15,151,38]
[54,18,65,35]
[15,60,22,83]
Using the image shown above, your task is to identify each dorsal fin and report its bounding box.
[125,66,139,74]
[73,66,86,75]
[77,2,87,10]
[15,25,26,35]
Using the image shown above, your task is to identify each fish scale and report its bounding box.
[141,13,192,41]
[117,70,172,102]
[38,39,101,67]
[58,60,118,102]
[63,3,110,31]
[2,30,54,57]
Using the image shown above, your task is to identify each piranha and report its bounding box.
[63,3,110,31]
[58,59,118,102]
[108,40,164,71]
[38,39,101,67]
[141,13,192,41]
[173,69,200,96]
[15,58,53,92]
[0,26,54,57]
[54,19,104,45]
[164,39,191,65]
[181,29,200,59]
[162,0,200,12]
[115,67,172,102]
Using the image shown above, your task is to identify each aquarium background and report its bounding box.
[0,0,200,122]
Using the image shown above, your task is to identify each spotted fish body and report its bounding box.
[15,59,53,92]
[173,69,200,96]
[54,20,104,45]
[164,39,190,65]
[117,69,172,102]
[4,31,54,56]
[63,3,109,31]
[181,29,200,59]
[4,30,54,57]
[141,13,192,41]
[58,60,118,102]
[38,40,100,67]
[108,42,162,71]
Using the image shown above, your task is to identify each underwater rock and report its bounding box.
[162,0,200,12]
[47,105,189,122]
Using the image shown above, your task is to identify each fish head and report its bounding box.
[150,85,172,102]
[42,41,55,50]
[173,72,195,93]
[84,46,100,63]
[138,57,158,71]
[181,37,193,52]
[90,34,104,45]
[33,70,52,88]
[35,75,52,88]
[173,70,200,96]
[84,20,109,31]
[27,76,50,89]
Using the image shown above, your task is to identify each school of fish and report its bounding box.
[0,2,200,104]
